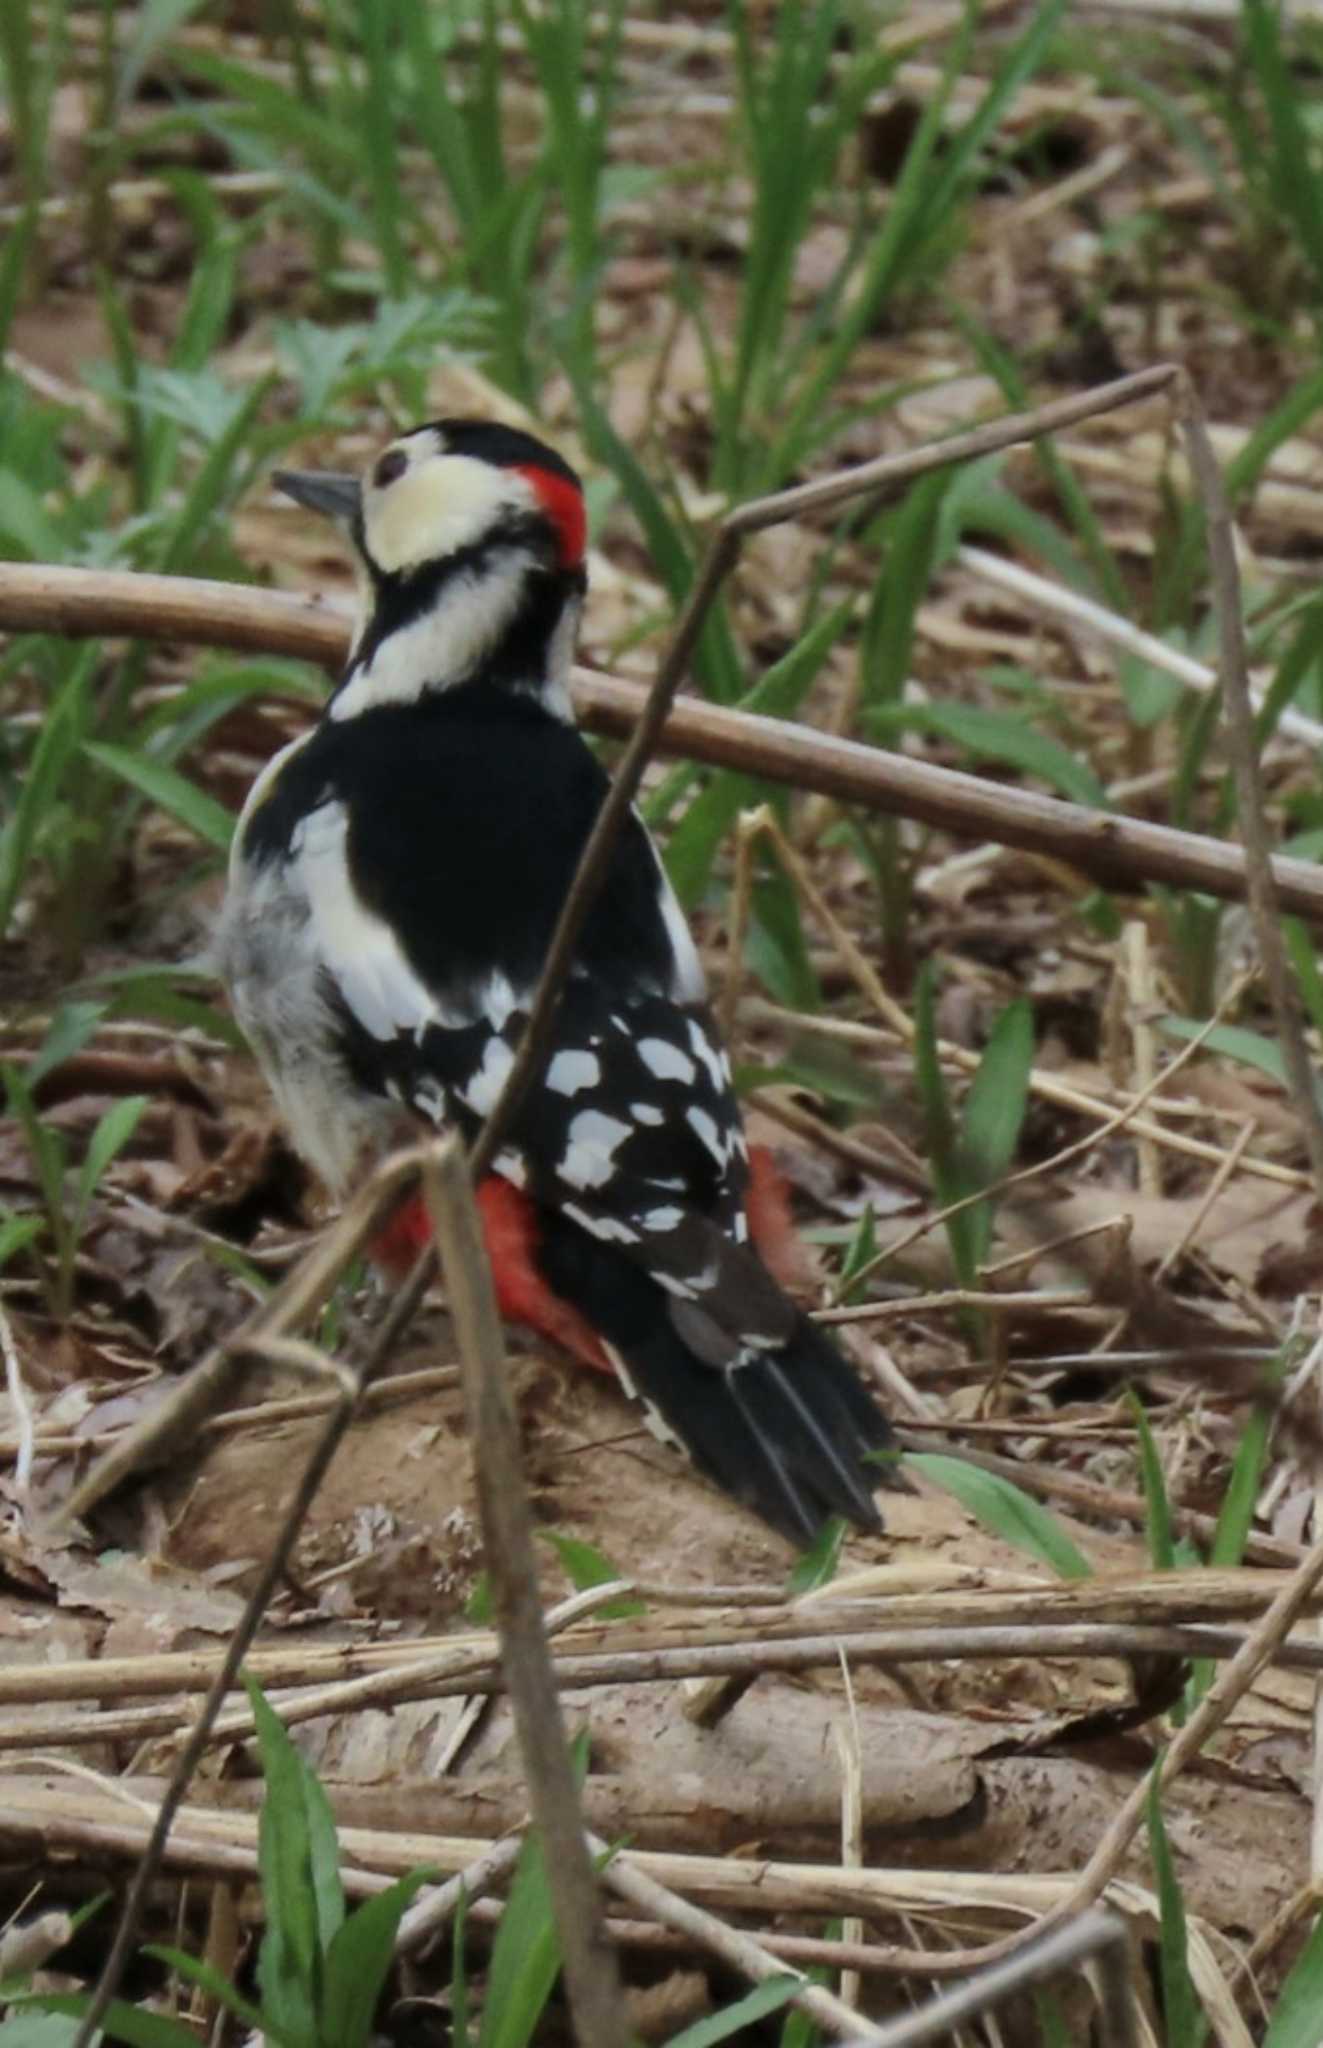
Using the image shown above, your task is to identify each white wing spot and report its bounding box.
[642,1205,685,1232]
[484,972,519,1031]
[686,1016,728,1095]
[686,1105,725,1164]
[630,1101,664,1126]
[546,1049,601,1096]
[561,1108,635,1190]
[463,1035,514,1116]
[563,1200,639,1243]
[639,1037,696,1084]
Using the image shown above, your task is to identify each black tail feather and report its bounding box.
[540,1214,894,1545]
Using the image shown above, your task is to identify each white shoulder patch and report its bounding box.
[296,801,441,1041]
[645,838,707,1002]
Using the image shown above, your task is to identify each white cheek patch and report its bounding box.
[546,1049,602,1096]
[364,454,534,575]
[638,1037,696,1085]
[560,1108,635,1190]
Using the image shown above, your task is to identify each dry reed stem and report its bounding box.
[584,1829,892,2045]
[0,1775,1226,1984]
[422,1138,629,2047]
[0,1565,1315,1709]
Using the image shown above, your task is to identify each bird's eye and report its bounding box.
[373,448,408,489]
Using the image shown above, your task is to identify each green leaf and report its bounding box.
[540,1531,645,1620]
[246,1674,344,2048]
[664,602,853,906]
[906,1454,1093,1581]
[959,998,1033,1189]
[83,742,235,851]
[465,1570,493,1625]
[1189,1402,1270,1705]
[918,700,1105,808]
[1157,1015,1323,1113]
[1128,1393,1176,1572]
[1264,1908,1323,2047]
[75,1095,147,1219]
[13,1996,200,2048]
[141,1947,269,2036]
[1147,1769,1208,2048]
[0,1212,45,1273]
[787,1516,846,1596]
[2,1062,67,1226]
[0,643,97,938]
[477,1831,562,2048]
[666,1977,801,2048]
[320,1870,438,2048]
[836,1205,879,1306]
[28,1001,107,1087]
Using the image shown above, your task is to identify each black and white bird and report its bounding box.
[217,417,894,1544]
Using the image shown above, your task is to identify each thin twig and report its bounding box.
[9,561,1323,916]
[584,1831,892,2046]
[861,1908,1137,2048]
[12,1620,1323,1756]
[423,1138,629,2048]
[395,1835,523,1958]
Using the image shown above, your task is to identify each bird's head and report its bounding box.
[275,418,587,719]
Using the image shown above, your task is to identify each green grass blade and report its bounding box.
[245,1675,343,2047]
[1147,1769,1209,2048]
[74,1095,147,1222]
[319,1871,438,2048]
[350,0,408,296]
[541,1530,646,1619]
[1127,1392,1177,1572]
[0,645,96,937]
[83,743,235,852]
[906,1453,1093,1580]
[1263,1909,1323,2046]
[666,1978,801,2048]
[786,1517,846,1597]
[141,1948,270,2039]
[476,1830,562,2048]
[960,996,1034,1190]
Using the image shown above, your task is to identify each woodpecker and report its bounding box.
[217,417,894,1544]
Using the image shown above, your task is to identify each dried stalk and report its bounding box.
[423,1139,629,2048]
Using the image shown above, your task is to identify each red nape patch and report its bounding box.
[516,462,586,569]
[371,1181,611,1373]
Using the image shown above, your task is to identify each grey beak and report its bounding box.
[273,469,362,524]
